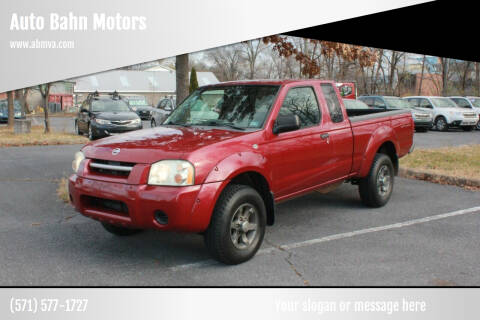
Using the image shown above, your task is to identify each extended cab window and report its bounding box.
[278,86,320,129]
[320,84,344,123]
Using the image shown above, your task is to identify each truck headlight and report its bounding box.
[95,118,111,125]
[148,160,194,186]
[72,151,85,173]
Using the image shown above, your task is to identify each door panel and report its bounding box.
[267,86,334,198]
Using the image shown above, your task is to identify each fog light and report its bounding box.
[154,210,168,225]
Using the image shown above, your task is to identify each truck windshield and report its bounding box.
[431,98,458,108]
[384,97,412,109]
[91,99,131,112]
[165,85,279,129]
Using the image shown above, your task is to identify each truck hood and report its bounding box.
[81,126,249,164]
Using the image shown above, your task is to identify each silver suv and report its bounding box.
[403,96,477,131]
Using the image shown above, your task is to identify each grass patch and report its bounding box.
[0,125,88,147]
[400,145,480,181]
[57,177,70,203]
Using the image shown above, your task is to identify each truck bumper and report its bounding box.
[68,174,223,232]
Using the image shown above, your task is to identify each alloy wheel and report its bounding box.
[230,203,259,250]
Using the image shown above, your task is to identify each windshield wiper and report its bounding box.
[197,120,245,131]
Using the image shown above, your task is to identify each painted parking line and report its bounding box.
[167,206,480,272]
[279,206,480,250]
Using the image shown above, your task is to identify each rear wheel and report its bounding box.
[204,184,266,265]
[359,153,394,208]
[101,222,143,236]
[462,126,474,131]
[435,117,449,132]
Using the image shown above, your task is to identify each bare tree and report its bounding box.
[15,88,30,114]
[207,45,244,81]
[7,91,14,129]
[38,83,52,133]
[439,57,450,96]
[241,40,267,79]
[476,62,480,96]
[176,54,189,104]
[417,55,427,95]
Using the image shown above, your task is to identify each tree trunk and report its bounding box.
[7,91,14,129]
[475,62,480,96]
[44,92,50,133]
[176,54,190,104]
[418,55,426,96]
[441,58,449,96]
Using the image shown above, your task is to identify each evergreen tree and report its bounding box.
[189,67,199,93]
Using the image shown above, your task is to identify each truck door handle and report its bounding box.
[320,133,330,140]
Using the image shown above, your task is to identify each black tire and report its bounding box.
[74,120,82,135]
[204,184,266,265]
[151,119,156,127]
[88,123,96,140]
[462,126,474,132]
[358,153,394,208]
[435,116,449,132]
[101,222,143,236]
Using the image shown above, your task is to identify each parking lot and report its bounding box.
[0,122,479,286]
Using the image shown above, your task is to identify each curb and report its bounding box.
[399,167,480,189]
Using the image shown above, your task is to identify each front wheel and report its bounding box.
[101,222,143,236]
[204,184,266,265]
[88,124,96,140]
[435,117,449,132]
[358,153,394,208]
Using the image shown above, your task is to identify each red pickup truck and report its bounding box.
[69,80,414,264]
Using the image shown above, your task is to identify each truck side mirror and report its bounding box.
[273,114,300,134]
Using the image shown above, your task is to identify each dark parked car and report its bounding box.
[75,92,142,140]
[150,97,176,127]
[359,95,433,132]
[0,99,25,122]
[124,96,155,120]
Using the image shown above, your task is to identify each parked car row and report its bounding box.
[349,95,480,132]
[0,99,26,122]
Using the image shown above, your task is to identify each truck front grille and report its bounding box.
[89,159,135,177]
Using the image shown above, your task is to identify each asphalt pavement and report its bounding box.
[0,136,479,285]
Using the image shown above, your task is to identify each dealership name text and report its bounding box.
[10,13,147,31]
